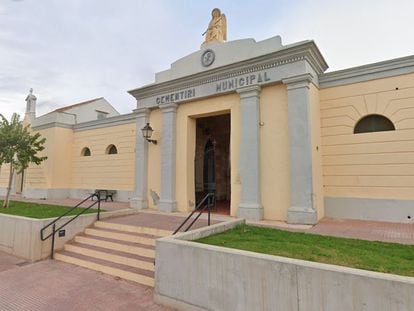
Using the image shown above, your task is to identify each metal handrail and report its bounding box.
[173,193,215,235]
[40,192,103,259]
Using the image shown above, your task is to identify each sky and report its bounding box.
[1,0,414,120]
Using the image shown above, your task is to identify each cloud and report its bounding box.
[1,0,414,121]
[276,0,414,71]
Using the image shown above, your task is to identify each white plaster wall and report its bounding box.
[65,98,119,123]
[32,111,75,127]
[156,36,283,83]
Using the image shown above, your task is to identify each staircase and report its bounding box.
[54,219,173,287]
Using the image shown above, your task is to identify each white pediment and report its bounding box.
[155,36,284,83]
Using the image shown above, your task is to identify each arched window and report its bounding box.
[354,114,395,134]
[106,144,118,155]
[81,147,91,156]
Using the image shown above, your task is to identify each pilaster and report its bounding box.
[158,103,178,212]
[282,73,317,224]
[236,85,263,220]
[130,108,150,209]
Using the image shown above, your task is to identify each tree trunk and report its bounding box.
[3,162,14,208]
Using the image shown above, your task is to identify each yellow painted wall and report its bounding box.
[320,72,414,200]
[260,84,291,220]
[49,127,73,188]
[0,165,11,188]
[71,123,136,190]
[24,127,54,189]
[169,84,292,220]
[310,83,324,219]
[1,126,68,192]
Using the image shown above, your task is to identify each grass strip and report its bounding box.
[0,200,103,219]
[196,224,414,277]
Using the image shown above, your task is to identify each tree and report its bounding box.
[0,113,47,208]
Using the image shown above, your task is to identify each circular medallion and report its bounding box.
[201,49,215,67]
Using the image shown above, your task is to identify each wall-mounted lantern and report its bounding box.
[141,123,157,144]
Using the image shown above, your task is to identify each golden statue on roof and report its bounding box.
[203,8,227,44]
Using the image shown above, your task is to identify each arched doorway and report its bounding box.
[15,170,25,194]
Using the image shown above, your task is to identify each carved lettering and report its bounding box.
[155,72,270,105]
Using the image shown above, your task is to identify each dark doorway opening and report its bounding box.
[203,139,216,194]
[15,170,24,194]
[195,114,230,215]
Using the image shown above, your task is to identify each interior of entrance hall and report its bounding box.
[195,114,230,215]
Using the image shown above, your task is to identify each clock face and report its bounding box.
[201,49,215,67]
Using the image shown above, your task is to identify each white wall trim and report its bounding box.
[319,55,414,88]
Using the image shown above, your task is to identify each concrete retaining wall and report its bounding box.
[155,220,414,311]
[0,209,137,261]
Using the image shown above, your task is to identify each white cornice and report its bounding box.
[319,55,414,88]
[128,41,328,101]
[74,113,136,131]
[32,122,73,131]
[32,113,137,132]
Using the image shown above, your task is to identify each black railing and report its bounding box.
[40,192,103,259]
[173,193,215,235]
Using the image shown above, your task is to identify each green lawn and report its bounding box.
[196,224,414,277]
[0,200,103,219]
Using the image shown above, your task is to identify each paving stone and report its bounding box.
[0,259,172,311]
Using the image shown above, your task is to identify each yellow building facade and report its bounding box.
[2,33,414,225]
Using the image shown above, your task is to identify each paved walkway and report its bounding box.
[308,217,414,245]
[0,251,26,273]
[106,210,223,232]
[0,252,172,311]
[250,217,414,245]
[7,194,414,244]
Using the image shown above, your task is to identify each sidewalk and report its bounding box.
[0,251,26,273]
[308,217,414,245]
[0,251,172,311]
[249,217,414,245]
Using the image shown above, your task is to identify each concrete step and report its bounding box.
[85,227,157,246]
[94,221,173,237]
[75,235,155,258]
[55,250,154,287]
[64,243,155,271]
